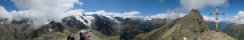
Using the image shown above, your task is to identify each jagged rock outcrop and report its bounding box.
[28,21,65,38]
[0,24,31,40]
[25,21,80,40]
[90,14,118,36]
[134,9,236,40]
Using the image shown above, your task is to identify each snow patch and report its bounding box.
[83,16,94,26]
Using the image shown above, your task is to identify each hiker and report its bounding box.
[80,32,85,40]
[80,30,90,40]
[67,30,75,40]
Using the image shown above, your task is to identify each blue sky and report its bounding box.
[81,0,180,16]
[200,0,244,18]
[0,0,243,18]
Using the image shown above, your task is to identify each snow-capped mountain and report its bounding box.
[2,12,237,40]
[0,18,32,24]
[0,13,172,40]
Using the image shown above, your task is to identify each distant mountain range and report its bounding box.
[208,21,244,40]
[221,23,244,40]
[0,12,172,40]
[0,9,242,40]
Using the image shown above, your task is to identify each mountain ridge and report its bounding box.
[134,9,235,40]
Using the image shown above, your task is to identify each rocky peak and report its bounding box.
[189,9,204,21]
[28,21,66,38]
[134,9,235,40]
[189,9,201,17]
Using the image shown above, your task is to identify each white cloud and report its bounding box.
[0,0,229,29]
[84,10,140,19]
[180,0,227,9]
[1,0,142,29]
[203,16,215,21]
[11,0,82,20]
[0,0,83,29]
[203,16,224,22]
[147,7,188,20]
[148,12,186,20]
[83,10,141,23]
[155,0,228,21]
[0,6,13,22]
[231,11,244,24]
[11,0,80,10]
[0,6,11,18]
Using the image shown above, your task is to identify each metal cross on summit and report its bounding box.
[210,7,224,32]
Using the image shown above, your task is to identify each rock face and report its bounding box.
[222,24,244,40]
[0,24,31,40]
[119,18,169,40]
[90,14,118,36]
[119,18,148,40]
[198,31,236,40]
[62,16,88,30]
[21,21,64,40]
[134,9,236,40]
[0,14,170,40]
[28,21,66,38]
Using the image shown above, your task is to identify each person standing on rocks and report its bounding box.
[80,30,90,40]
[67,30,75,40]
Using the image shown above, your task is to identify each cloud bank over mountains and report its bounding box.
[1,0,243,29]
[0,0,145,29]
[0,0,188,28]
[84,10,141,19]
[231,11,244,24]
[0,0,83,29]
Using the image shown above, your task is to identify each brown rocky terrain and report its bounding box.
[134,9,236,40]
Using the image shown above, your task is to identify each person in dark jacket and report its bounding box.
[80,32,85,40]
[67,30,75,40]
